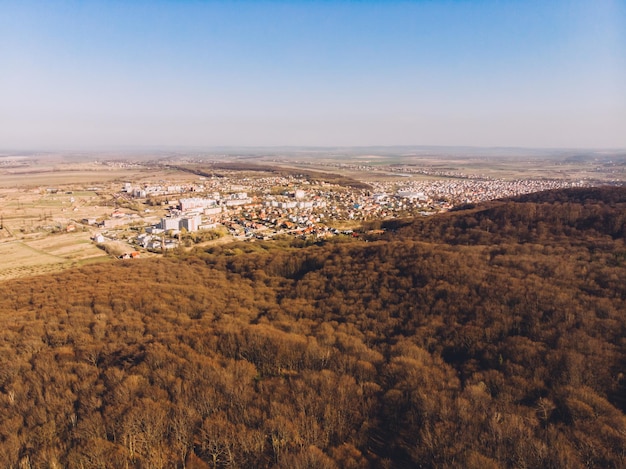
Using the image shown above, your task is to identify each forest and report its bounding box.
[0,186,625,468]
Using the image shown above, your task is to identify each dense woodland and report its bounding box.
[1,186,626,468]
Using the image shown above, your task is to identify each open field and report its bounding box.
[260,154,626,182]
[0,168,132,188]
[204,149,620,184]
[0,233,111,282]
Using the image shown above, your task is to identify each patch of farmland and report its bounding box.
[0,233,112,282]
[26,233,110,259]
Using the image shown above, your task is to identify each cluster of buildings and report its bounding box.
[370,178,588,206]
[91,171,590,253]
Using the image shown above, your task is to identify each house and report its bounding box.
[146,239,163,250]
[119,251,141,259]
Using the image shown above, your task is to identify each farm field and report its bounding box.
[0,232,110,282]
[0,161,182,280]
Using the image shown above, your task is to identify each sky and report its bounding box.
[1,0,625,150]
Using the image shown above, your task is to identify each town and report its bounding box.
[87,163,591,255]
[3,153,619,281]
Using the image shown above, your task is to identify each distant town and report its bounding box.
[88,162,592,255]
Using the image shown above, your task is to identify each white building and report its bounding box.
[181,215,202,232]
[396,190,427,201]
[204,206,222,216]
[160,217,181,231]
[225,198,251,207]
[180,197,217,211]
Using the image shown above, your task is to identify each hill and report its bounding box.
[388,185,626,245]
[0,187,625,468]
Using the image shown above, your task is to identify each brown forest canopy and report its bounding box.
[0,186,625,468]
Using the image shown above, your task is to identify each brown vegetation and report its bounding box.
[0,187,625,468]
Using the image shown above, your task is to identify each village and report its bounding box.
[85,167,589,256]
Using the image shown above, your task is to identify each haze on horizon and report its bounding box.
[1,0,625,151]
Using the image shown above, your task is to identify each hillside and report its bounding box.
[388,185,626,245]
[1,187,625,468]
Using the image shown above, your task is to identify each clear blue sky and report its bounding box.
[1,0,624,150]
